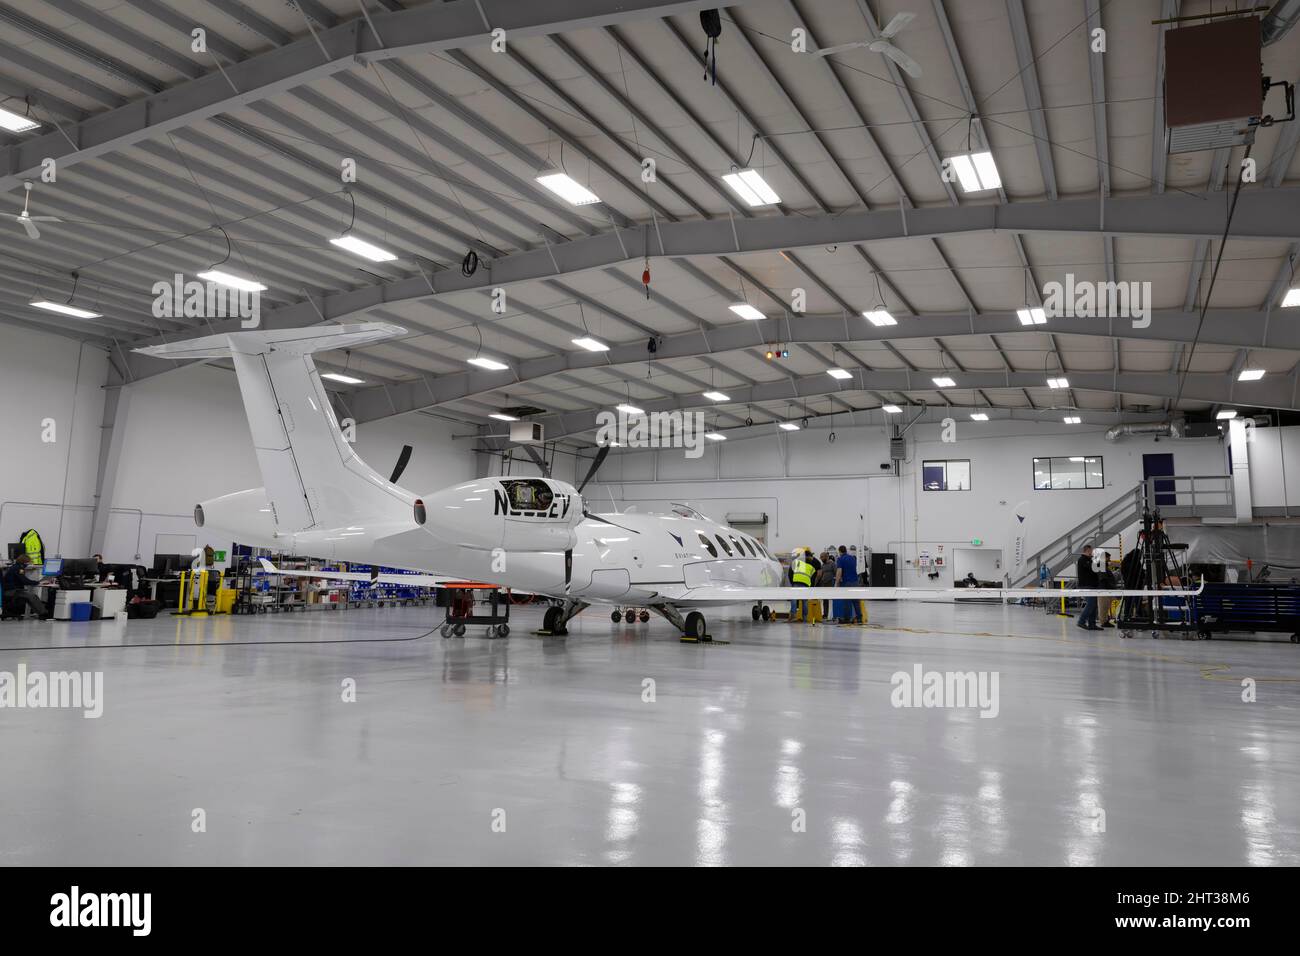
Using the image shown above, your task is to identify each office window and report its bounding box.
[1034,456,1104,490]
[922,459,971,491]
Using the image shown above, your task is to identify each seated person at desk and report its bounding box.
[1,554,51,621]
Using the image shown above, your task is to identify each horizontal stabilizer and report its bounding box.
[133,322,406,360]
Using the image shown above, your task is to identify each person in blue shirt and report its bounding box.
[833,545,862,624]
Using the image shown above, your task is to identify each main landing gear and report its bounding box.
[652,605,720,643]
[751,603,772,621]
[541,600,589,636]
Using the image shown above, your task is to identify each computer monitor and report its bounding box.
[59,558,100,579]
[42,557,64,576]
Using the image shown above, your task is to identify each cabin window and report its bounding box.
[697,532,717,557]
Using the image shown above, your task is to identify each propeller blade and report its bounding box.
[19,218,39,240]
[30,216,62,222]
[519,443,551,479]
[389,444,413,483]
[879,42,922,77]
[813,40,868,57]
[576,444,610,494]
[583,509,640,535]
[879,10,915,40]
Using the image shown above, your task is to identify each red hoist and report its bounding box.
[642,256,651,299]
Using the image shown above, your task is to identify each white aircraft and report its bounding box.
[137,324,1197,640]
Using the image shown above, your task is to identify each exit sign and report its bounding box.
[971,538,982,546]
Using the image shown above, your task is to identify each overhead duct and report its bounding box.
[1104,420,1185,442]
[1262,0,1300,45]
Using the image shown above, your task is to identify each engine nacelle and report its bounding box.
[194,487,277,548]
[414,477,581,552]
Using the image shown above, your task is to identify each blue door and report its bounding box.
[1143,453,1175,507]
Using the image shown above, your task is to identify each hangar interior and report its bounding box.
[0,0,1298,866]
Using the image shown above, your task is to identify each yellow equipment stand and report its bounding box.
[174,569,226,616]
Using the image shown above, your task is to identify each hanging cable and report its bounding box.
[1172,144,1253,409]
[461,249,479,277]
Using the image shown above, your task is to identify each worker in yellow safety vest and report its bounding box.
[20,528,43,567]
[791,548,815,623]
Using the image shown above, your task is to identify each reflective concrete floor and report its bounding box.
[1,601,1297,866]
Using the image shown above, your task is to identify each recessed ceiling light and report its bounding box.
[863,309,896,327]
[703,391,730,402]
[1238,368,1265,381]
[705,432,726,441]
[1047,377,1069,389]
[0,106,40,133]
[947,151,1001,193]
[1017,307,1046,326]
[730,303,765,321]
[882,404,902,413]
[827,368,853,380]
[616,404,644,415]
[1216,409,1238,420]
[1281,288,1300,308]
[489,413,518,421]
[329,234,397,262]
[468,356,509,371]
[1063,416,1081,424]
[30,299,102,319]
[721,167,780,206]
[197,269,267,292]
[535,171,600,205]
[970,412,989,421]
[779,422,800,431]
[571,336,609,352]
[320,372,365,385]
[932,376,955,388]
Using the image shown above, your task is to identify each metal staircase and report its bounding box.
[1012,475,1234,586]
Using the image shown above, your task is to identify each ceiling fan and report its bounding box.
[814,10,922,78]
[3,181,62,240]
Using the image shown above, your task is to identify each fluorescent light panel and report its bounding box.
[779,422,800,431]
[882,404,902,414]
[721,168,780,206]
[616,404,644,415]
[467,356,509,371]
[196,270,267,292]
[1216,410,1238,420]
[705,432,726,441]
[1017,307,1046,326]
[730,303,765,321]
[1238,369,1265,381]
[1063,416,1081,424]
[30,299,102,319]
[489,413,517,421]
[702,391,730,402]
[1047,377,1069,389]
[970,413,989,421]
[320,372,365,385]
[827,368,853,380]
[1281,288,1300,308]
[329,234,397,262]
[0,106,40,133]
[932,376,955,387]
[571,336,609,352]
[863,309,896,327]
[535,172,600,205]
[948,151,1001,193]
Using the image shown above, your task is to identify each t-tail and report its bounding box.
[135,323,410,533]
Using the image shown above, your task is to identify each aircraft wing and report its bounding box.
[256,558,476,588]
[658,581,1204,605]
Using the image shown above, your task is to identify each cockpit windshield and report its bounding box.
[670,502,707,520]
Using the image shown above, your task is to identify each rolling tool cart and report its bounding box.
[1195,584,1300,643]
[438,584,509,638]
